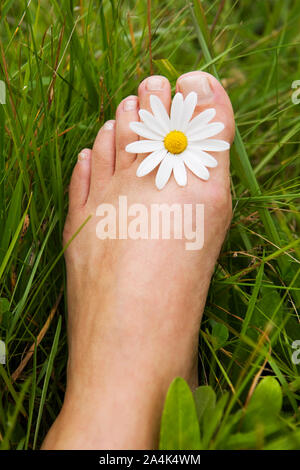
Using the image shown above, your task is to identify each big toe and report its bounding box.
[176,71,235,179]
[175,71,235,241]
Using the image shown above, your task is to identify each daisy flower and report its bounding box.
[125,91,230,190]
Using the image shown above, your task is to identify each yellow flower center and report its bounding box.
[164,130,187,154]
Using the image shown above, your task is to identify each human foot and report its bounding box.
[42,71,235,450]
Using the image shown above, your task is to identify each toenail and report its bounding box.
[78,149,90,161]
[103,120,115,130]
[124,99,137,111]
[178,74,214,104]
[146,76,164,91]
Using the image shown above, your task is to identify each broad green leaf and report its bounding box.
[194,385,216,423]
[243,377,282,431]
[252,287,283,331]
[159,377,202,450]
[0,339,5,364]
[202,393,229,448]
[264,430,300,450]
[248,376,282,415]
[211,322,229,350]
[222,430,258,450]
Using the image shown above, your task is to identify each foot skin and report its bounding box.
[42,71,235,450]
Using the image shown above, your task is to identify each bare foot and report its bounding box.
[42,71,235,450]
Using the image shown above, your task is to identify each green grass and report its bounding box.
[0,0,299,450]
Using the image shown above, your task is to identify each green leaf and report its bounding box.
[264,430,300,450]
[252,287,283,331]
[243,377,282,431]
[202,393,229,448]
[194,385,216,422]
[211,322,229,350]
[248,376,282,415]
[223,430,260,450]
[159,377,202,450]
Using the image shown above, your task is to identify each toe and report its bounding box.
[89,120,116,199]
[138,75,171,115]
[176,71,235,186]
[115,95,139,170]
[176,71,235,144]
[68,148,92,212]
[129,76,171,179]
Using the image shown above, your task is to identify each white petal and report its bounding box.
[125,140,164,154]
[188,122,224,141]
[173,158,187,186]
[139,109,166,137]
[155,154,173,190]
[129,122,163,141]
[187,146,218,167]
[186,108,216,135]
[181,92,197,131]
[183,150,210,180]
[136,149,168,177]
[150,95,171,134]
[170,92,184,130]
[193,139,230,151]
